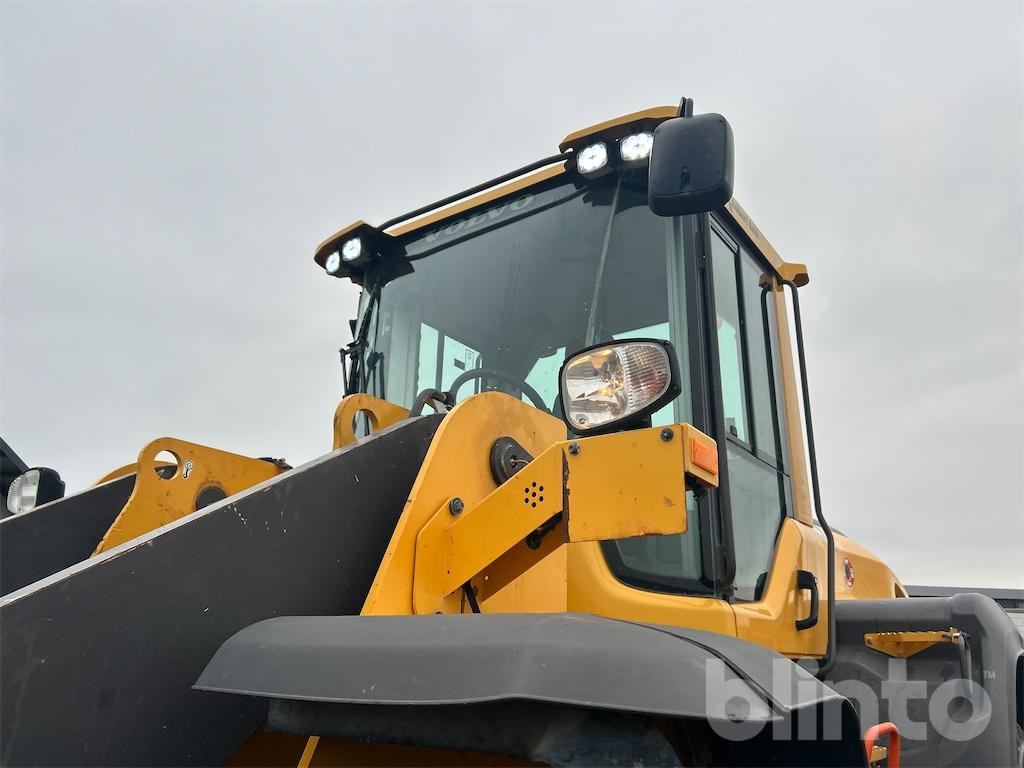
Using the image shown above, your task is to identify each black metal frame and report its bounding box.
[691,211,738,595]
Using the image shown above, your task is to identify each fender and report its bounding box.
[196,612,867,766]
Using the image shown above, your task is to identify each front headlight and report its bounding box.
[6,467,65,516]
[7,469,40,515]
[5,466,65,514]
[558,339,681,434]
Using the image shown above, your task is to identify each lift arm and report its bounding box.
[412,423,718,614]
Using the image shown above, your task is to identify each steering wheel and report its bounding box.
[446,367,550,414]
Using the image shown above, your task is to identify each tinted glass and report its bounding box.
[357,175,706,593]
[711,231,748,442]
[739,253,782,463]
[360,177,688,422]
[727,445,785,600]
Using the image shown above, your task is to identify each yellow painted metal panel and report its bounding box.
[564,426,689,542]
[313,220,372,266]
[833,531,906,600]
[440,457,563,596]
[771,280,814,526]
[332,393,410,450]
[733,519,906,658]
[558,105,678,151]
[93,437,283,554]
[361,393,566,616]
[410,421,716,614]
[566,542,737,635]
[94,461,173,486]
[722,198,809,286]
[732,519,827,657]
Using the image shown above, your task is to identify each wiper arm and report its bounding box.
[584,177,622,346]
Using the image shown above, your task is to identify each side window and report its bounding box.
[728,446,785,597]
[711,225,789,601]
[739,254,787,465]
[711,235,748,442]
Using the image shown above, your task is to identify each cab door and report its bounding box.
[705,216,826,658]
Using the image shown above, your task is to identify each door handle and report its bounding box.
[795,570,819,631]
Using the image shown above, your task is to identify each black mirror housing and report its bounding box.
[648,113,734,216]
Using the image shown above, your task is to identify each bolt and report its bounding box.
[568,442,581,455]
[660,428,674,442]
[449,497,464,516]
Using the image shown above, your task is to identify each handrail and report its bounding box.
[781,279,836,677]
[379,152,572,232]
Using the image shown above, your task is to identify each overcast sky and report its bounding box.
[2,1,1021,588]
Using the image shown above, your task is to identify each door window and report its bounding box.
[711,234,749,443]
[711,225,790,601]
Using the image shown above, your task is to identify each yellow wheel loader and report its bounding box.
[2,100,1021,767]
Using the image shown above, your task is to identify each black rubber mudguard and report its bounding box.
[0,415,442,767]
[196,613,868,767]
[832,593,1024,767]
[0,473,135,596]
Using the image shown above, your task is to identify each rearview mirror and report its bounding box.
[648,113,734,216]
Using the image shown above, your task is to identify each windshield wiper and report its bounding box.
[584,177,622,346]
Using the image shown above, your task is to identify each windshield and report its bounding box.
[357,174,691,424]
[355,171,709,595]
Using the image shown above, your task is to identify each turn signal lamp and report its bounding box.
[558,339,681,434]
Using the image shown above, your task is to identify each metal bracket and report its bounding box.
[864,627,963,658]
[93,437,284,555]
[411,423,719,614]
[333,394,411,449]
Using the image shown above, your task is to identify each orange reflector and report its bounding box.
[691,437,719,475]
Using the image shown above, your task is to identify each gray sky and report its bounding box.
[2,1,1021,587]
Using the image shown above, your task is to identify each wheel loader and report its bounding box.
[2,99,1021,768]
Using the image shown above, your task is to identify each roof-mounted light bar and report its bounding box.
[314,106,680,279]
[314,220,385,280]
[562,106,674,180]
[574,130,656,178]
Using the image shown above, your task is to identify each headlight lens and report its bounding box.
[620,131,654,164]
[324,250,342,274]
[559,340,678,433]
[576,142,609,175]
[341,237,363,262]
[7,469,40,515]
